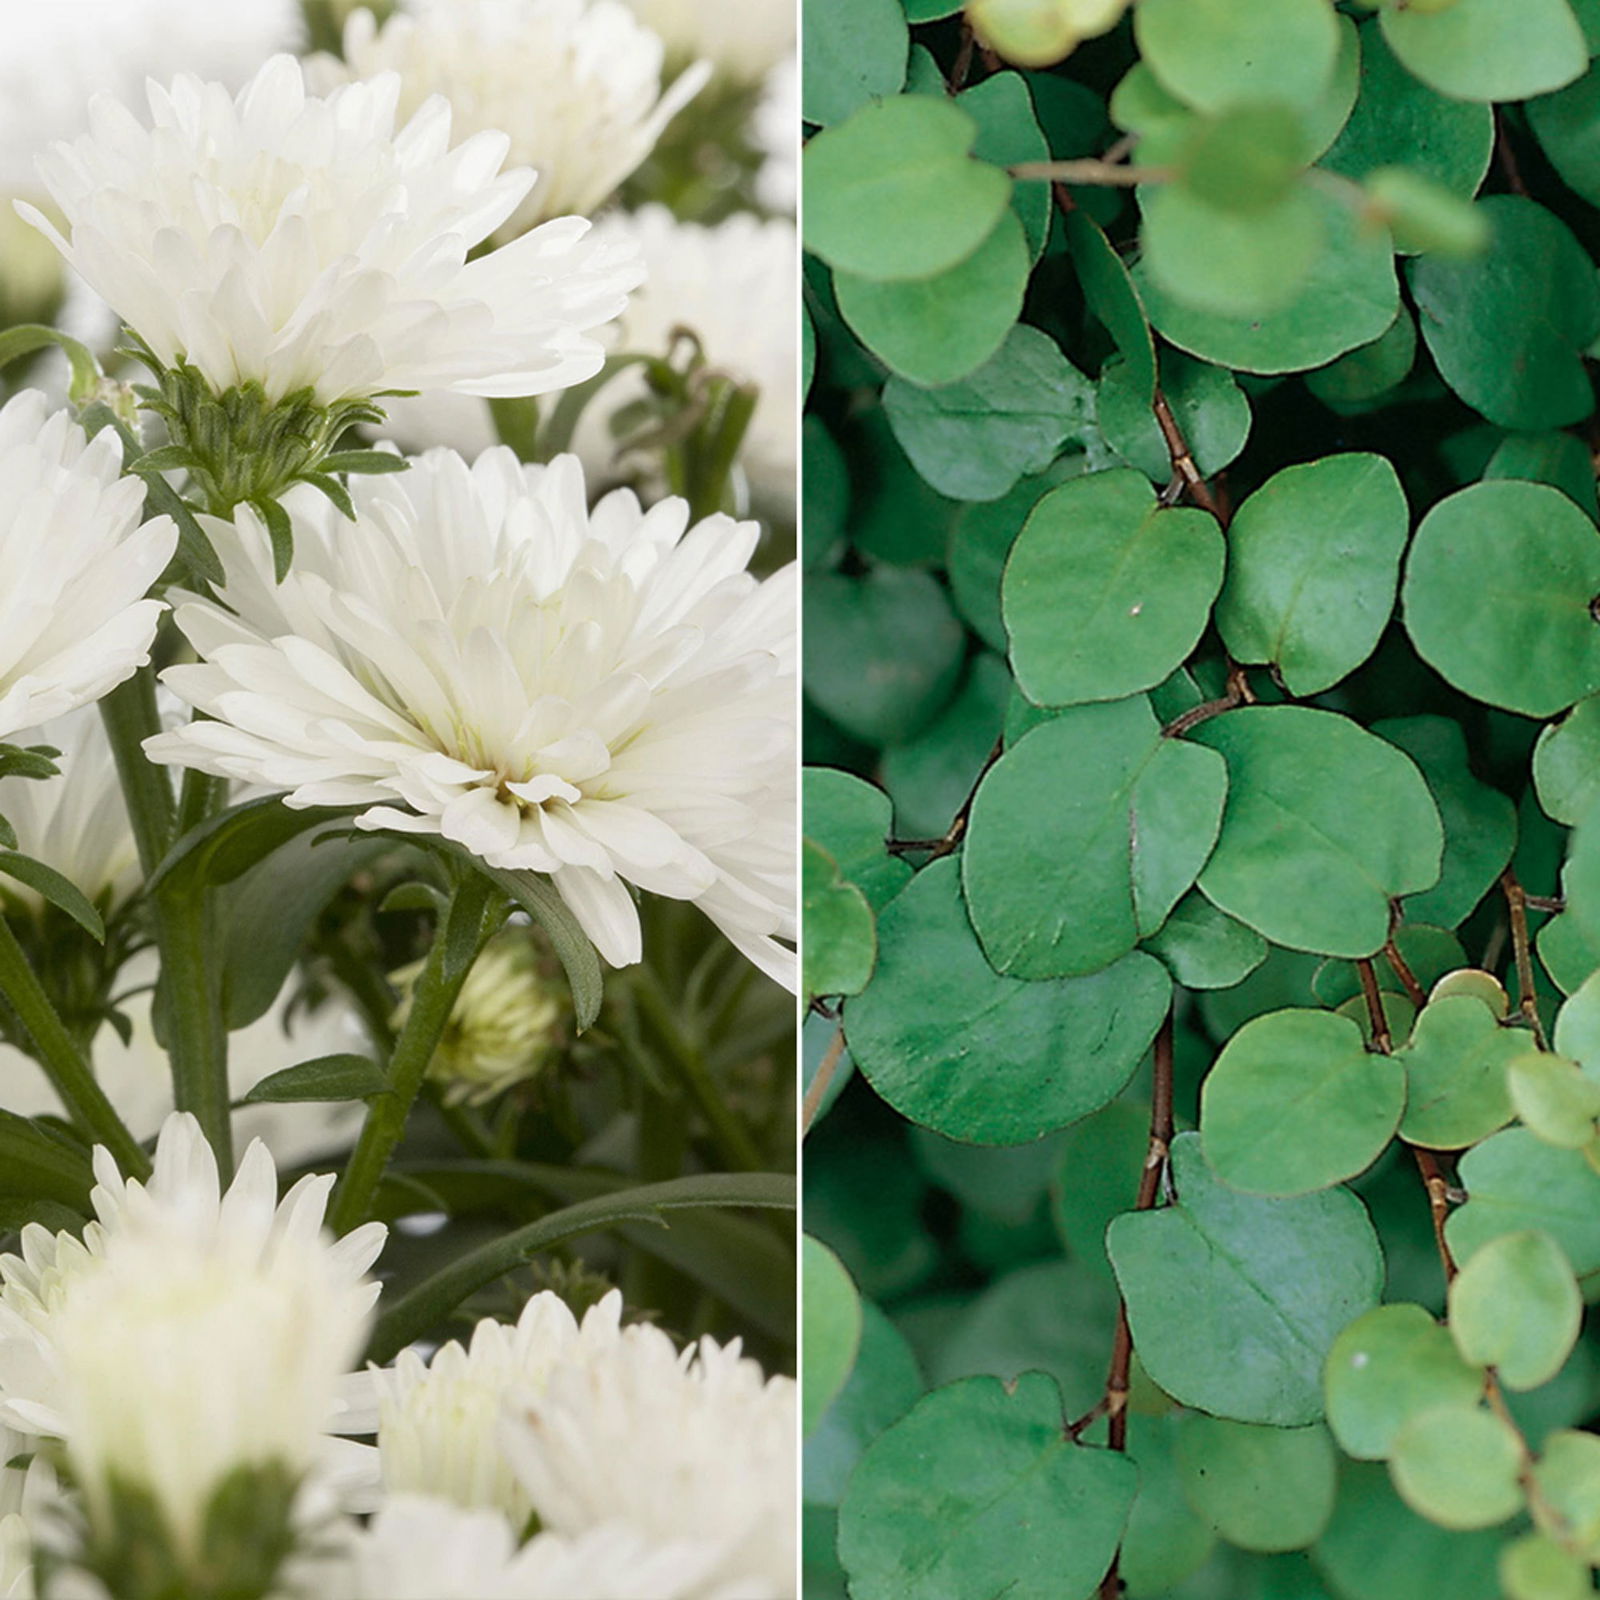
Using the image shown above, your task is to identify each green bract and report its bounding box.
[803,2,1600,1588]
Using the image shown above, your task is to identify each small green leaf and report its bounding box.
[1173,1416,1338,1553]
[1142,890,1267,991]
[318,450,410,475]
[801,0,908,127]
[803,840,877,1002]
[803,1236,864,1438]
[1003,469,1225,706]
[1363,169,1488,258]
[1534,695,1600,826]
[802,769,911,911]
[1201,1008,1405,1196]
[1388,1404,1525,1531]
[1530,1431,1600,1563]
[0,852,104,942]
[1324,1304,1486,1462]
[1448,1229,1582,1391]
[836,1372,1138,1600]
[240,1053,390,1104]
[1380,0,1586,103]
[1097,350,1250,486]
[254,497,295,584]
[1067,211,1157,400]
[1506,1051,1600,1150]
[1499,1532,1592,1600]
[1396,993,1520,1150]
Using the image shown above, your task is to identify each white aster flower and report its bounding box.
[333,1494,721,1600]
[0,1424,57,1600]
[19,54,643,408]
[622,0,793,83]
[0,705,140,921]
[502,1303,797,1598]
[581,206,798,505]
[143,447,797,984]
[0,392,175,746]
[316,0,709,240]
[0,952,368,1171]
[392,928,568,1106]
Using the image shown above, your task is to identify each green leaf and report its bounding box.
[1003,469,1225,707]
[254,496,295,583]
[0,1109,96,1210]
[1505,1050,1600,1149]
[1192,707,1444,959]
[1529,59,1600,213]
[0,853,103,942]
[843,857,1170,1142]
[366,1169,796,1363]
[1097,350,1251,486]
[1446,1127,1600,1284]
[1142,890,1267,990]
[836,1372,1138,1600]
[802,96,1012,282]
[805,1299,924,1507]
[1530,1431,1600,1563]
[1323,20,1494,201]
[947,471,1065,652]
[960,73,1051,263]
[1200,1008,1405,1196]
[1364,169,1488,259]
[1534,695,1600,827]
[1499,1534,1591,1600]
[1134,0,1341,115]
[803,1236,864,1437]
[883,325,1096,502]
[1139,188,1399,376]
[1050,1102,1149,1282]
[1388,1404,1525,1530]
[804,841,877,1001]
[1324,1304,1487,1462]
[802,769,911,910]
[804,568,965,746]
[834,211,1030,386]
[1306,309,1419,408]
[1553,966,1600,1073]
[963,697,1228,978]
[1396,993,1520,1150]
[1107,1132,1385,1426]
[1448,1229,1582,1392]
[801,0,907,127]
[1376,716,1517,929]
[317,449,409,476]
[1402,479,1600,718]
[1216,452,1409,697]
[1380,0,1586,103]
[0,322,100,399]
[148,794,359,894]
[1410,197,1600,432]
[843,407,959,568]
[1173,1416,1338,1553]
[1067,211,1157,401]
[1120,1414,1218,1594]
[240,1053,390,1105]
[1486,430,1600,520]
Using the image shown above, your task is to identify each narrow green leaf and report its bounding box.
[241,1053,391,1104]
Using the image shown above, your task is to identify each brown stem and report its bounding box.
[1410,1145,1459,1283]
[890,734,1005,864]
[1499,870,1550,1049]
[1152,390,1223,520]
[1356,958,1393,1053]
[1382,936,1429,1008]
[1091,1013,1175,1600]
[1494,110,1530,198]
[1525,894,1565,915]
[801,1027,846,1136]
[1163,691,1241,740]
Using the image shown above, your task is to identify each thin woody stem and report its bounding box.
[801,1027,847,1136]
[1356,958,1393,1053]
[1011,160,1173,187]
[1499,869,1549,1049]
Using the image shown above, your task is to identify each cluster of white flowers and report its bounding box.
[0,1,797,1592]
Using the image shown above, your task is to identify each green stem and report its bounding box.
[633,969,763,1171]
[329,873,495,1235]
[0,916,149,1178]
[98,669,232,1176]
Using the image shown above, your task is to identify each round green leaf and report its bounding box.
[803,96,1013,282]
[1529,60,1600,212]
[1139,189,1399,376]
[804,567,966,746]
[1324,1304,1487,1462]
[834,210,1030,386]
[1201,1009,1405,1197]
[947,470,1067,652]
[1554,967,1600,1074]
[1506,1050,1600,1150]
[803,1235,865,1437]
[1448,1229,1582,1392]
[836,1372,1138,1600]
[1531,1430,1600,1563]
[959,73,1051,263]
[964,698,1228,978]
[1324,22,1494,201]
[805,1299,924,1506]
[1305,309,1418,408]
[804,841,877,1001]
[1143,889,1268,991]
[803,418,849,571]
[1107,1132,1385,1426]
[803,768,912,912]
[883,325,1097,502]
[1174,1416,1338,1553]
[844,857,1170,1143]
[1050,1101,1149,1282]
[1217,452,1410,697]
[1499,1532,1592,1600]
[1193,707,1444,959]
[1375,716,1518,930]
[1003,469,1225,707]
[1389,1404,1525,1531]
[844,406,959,568]
[1447,1127,1600,1283]
[1135,0,1340,115]
[801,0,908,127]
[1402,479,1600,719]
[1121,1414,1219,1596]
[1409,197,1600,432]
[1068,210,1157,400]
[1396,993,1520,1150]
[1534,694,1600,827]
[1097,351,1251,486]
[1380,0,1586,103]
